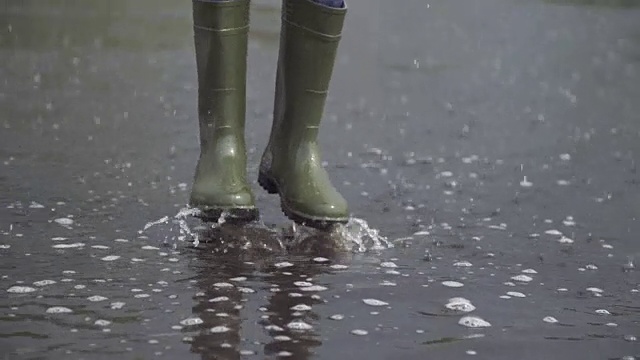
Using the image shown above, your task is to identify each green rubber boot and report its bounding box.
[189,0,258,223]
[258,0,349,229]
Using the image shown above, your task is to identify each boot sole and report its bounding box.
[258,172,348,230]
[195,206,259,224]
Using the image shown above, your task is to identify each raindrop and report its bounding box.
[95,319,111,327]
[351,329,368,336]
[101,255,120,261]
[329,314,344,320]
[313,257,329,263]
[330,264,349,270]
[87,295,108,302]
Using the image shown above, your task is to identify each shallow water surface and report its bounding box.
[1,0,639,359]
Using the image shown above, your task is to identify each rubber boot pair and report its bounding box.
[189,0,349,229]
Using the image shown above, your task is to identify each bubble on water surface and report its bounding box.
[445,297,476,312]
[329,314,344,320]
[210,326,231,333]
[507,291,526,298]
[53,243,85,249]
[458,316,491,328]
[275,262,294,268]
[101,255,120,261]
[286,320,313,331]
[362,298,388,306]
[95,319,111,327]
[291,304,312,311]
[351,329,368,336]
[54,218,74,226]
[46,306,73,314]
[7,286,36,293]
[180,317,203,326]
[511,275,533,282]
[330,264,349,270]
[111,302,125,310]
[442,281,464,288]
[87,295,108,302]
[595,309,610,315]
[380,262,397,268]
[454,261,473,267]
[33,280,56,287]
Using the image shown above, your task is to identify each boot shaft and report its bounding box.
[275,0,347,143]
[192,0,250,144]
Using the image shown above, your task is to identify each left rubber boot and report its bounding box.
[189,0,259,223]
[258,0,349,229]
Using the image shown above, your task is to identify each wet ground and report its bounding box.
[1,0,639,359]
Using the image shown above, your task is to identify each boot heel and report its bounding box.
[258,173,279,194]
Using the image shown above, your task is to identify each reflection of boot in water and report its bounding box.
[189,224,345,358]
[259,0,350,230]
[189,0,259,223]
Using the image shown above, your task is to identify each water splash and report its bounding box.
[141,206,205,247]
[336,217,393,252]
[142,209,391,253]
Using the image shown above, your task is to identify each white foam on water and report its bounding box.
[291,304,312,311]
[543,316,558,323]
[351,329,368,336]
[329,314,344,320]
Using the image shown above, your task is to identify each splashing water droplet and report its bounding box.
[336,218,392,252]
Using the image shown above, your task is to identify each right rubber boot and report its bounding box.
[189,0,258,223]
